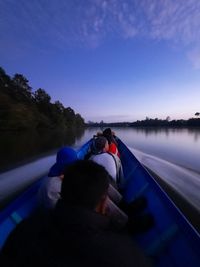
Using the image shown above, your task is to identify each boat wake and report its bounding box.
[1,147,200,213]
[0,155,56,204]
[129,147,200,212]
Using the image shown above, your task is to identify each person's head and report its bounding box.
[103,128,112,136]
[60,160,110,210]
[96,131,103,136]
[94,136,109,153]
[103,128,115,144]
[48,147,78,177]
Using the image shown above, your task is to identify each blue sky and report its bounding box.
[0,0,200,122]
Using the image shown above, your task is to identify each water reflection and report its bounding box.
[124,127,200,142]
[134,127,171,137]
[187,128,200,142]
[0,128,85,172]
[112,127,200,174]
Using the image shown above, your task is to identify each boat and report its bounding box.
[0,137,200,267]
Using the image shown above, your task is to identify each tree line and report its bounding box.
[0,67,85,130]
[87,115,200,128]
[131,117,200,127]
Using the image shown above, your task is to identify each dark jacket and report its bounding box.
[0,201,152,267]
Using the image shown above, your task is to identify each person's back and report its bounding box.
[103,128,120,157]
[89,136,118,181]
[0,161,152,267]
[89,136,123,185]
[90,152,117,180]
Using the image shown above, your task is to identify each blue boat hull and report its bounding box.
[117,138,200,266]
[0,138,200,267]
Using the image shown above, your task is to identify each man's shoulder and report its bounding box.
[90,152,114,161]
[99,152,115,161]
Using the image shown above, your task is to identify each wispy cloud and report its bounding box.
[78,0,200,46]
[187,48,200,69]
[1,0,200,66]
[141,0,200,44]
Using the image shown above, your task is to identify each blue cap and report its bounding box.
[48,147,77,177]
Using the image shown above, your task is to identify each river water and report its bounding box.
[0,127,200,212]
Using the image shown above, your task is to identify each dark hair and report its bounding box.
[103,128,112,136]
[103,128,114,144]
[94,136,107,153]
[61,160,109,209]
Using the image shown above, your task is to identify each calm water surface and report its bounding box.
[0,127,200,210]
[114,127,200,211]
[115,127,200,173]
[0,128,85,172]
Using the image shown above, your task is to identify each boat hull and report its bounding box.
[0,138,200,267]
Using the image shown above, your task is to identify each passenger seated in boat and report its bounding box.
[89,137,153,232]
[86,137,127,228]
[89,136,127,211]
[89,136,123,186]
[37,147,77,210]
[0,160,152,267]
[103,127,120,157]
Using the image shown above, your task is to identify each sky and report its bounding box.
[0,0,200,123]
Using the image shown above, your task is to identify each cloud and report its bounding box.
[1,0,200,63]
[187,48,200,69]
[77,0,200,46]
[141,0,200,44]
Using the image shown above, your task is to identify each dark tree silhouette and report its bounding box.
[0,67,85,130]
[34,88,51,104]
[12,74,33,102]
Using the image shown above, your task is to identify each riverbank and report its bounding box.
[146,167,200,233]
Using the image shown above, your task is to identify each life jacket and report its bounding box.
[108,142,120,157]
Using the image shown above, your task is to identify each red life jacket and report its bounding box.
[108,142,120,157]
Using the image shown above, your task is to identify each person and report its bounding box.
[37,147,77,210]
[103,127,120,157]
[0,160,152,267]
[88,137,135,228]
[89,136,128,228]
[89,136,154,232]
[89,136,123,185]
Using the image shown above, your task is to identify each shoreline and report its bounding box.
[145,167,200,233]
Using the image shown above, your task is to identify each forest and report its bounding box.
[87,116,200,128]
[0,67,85,131]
